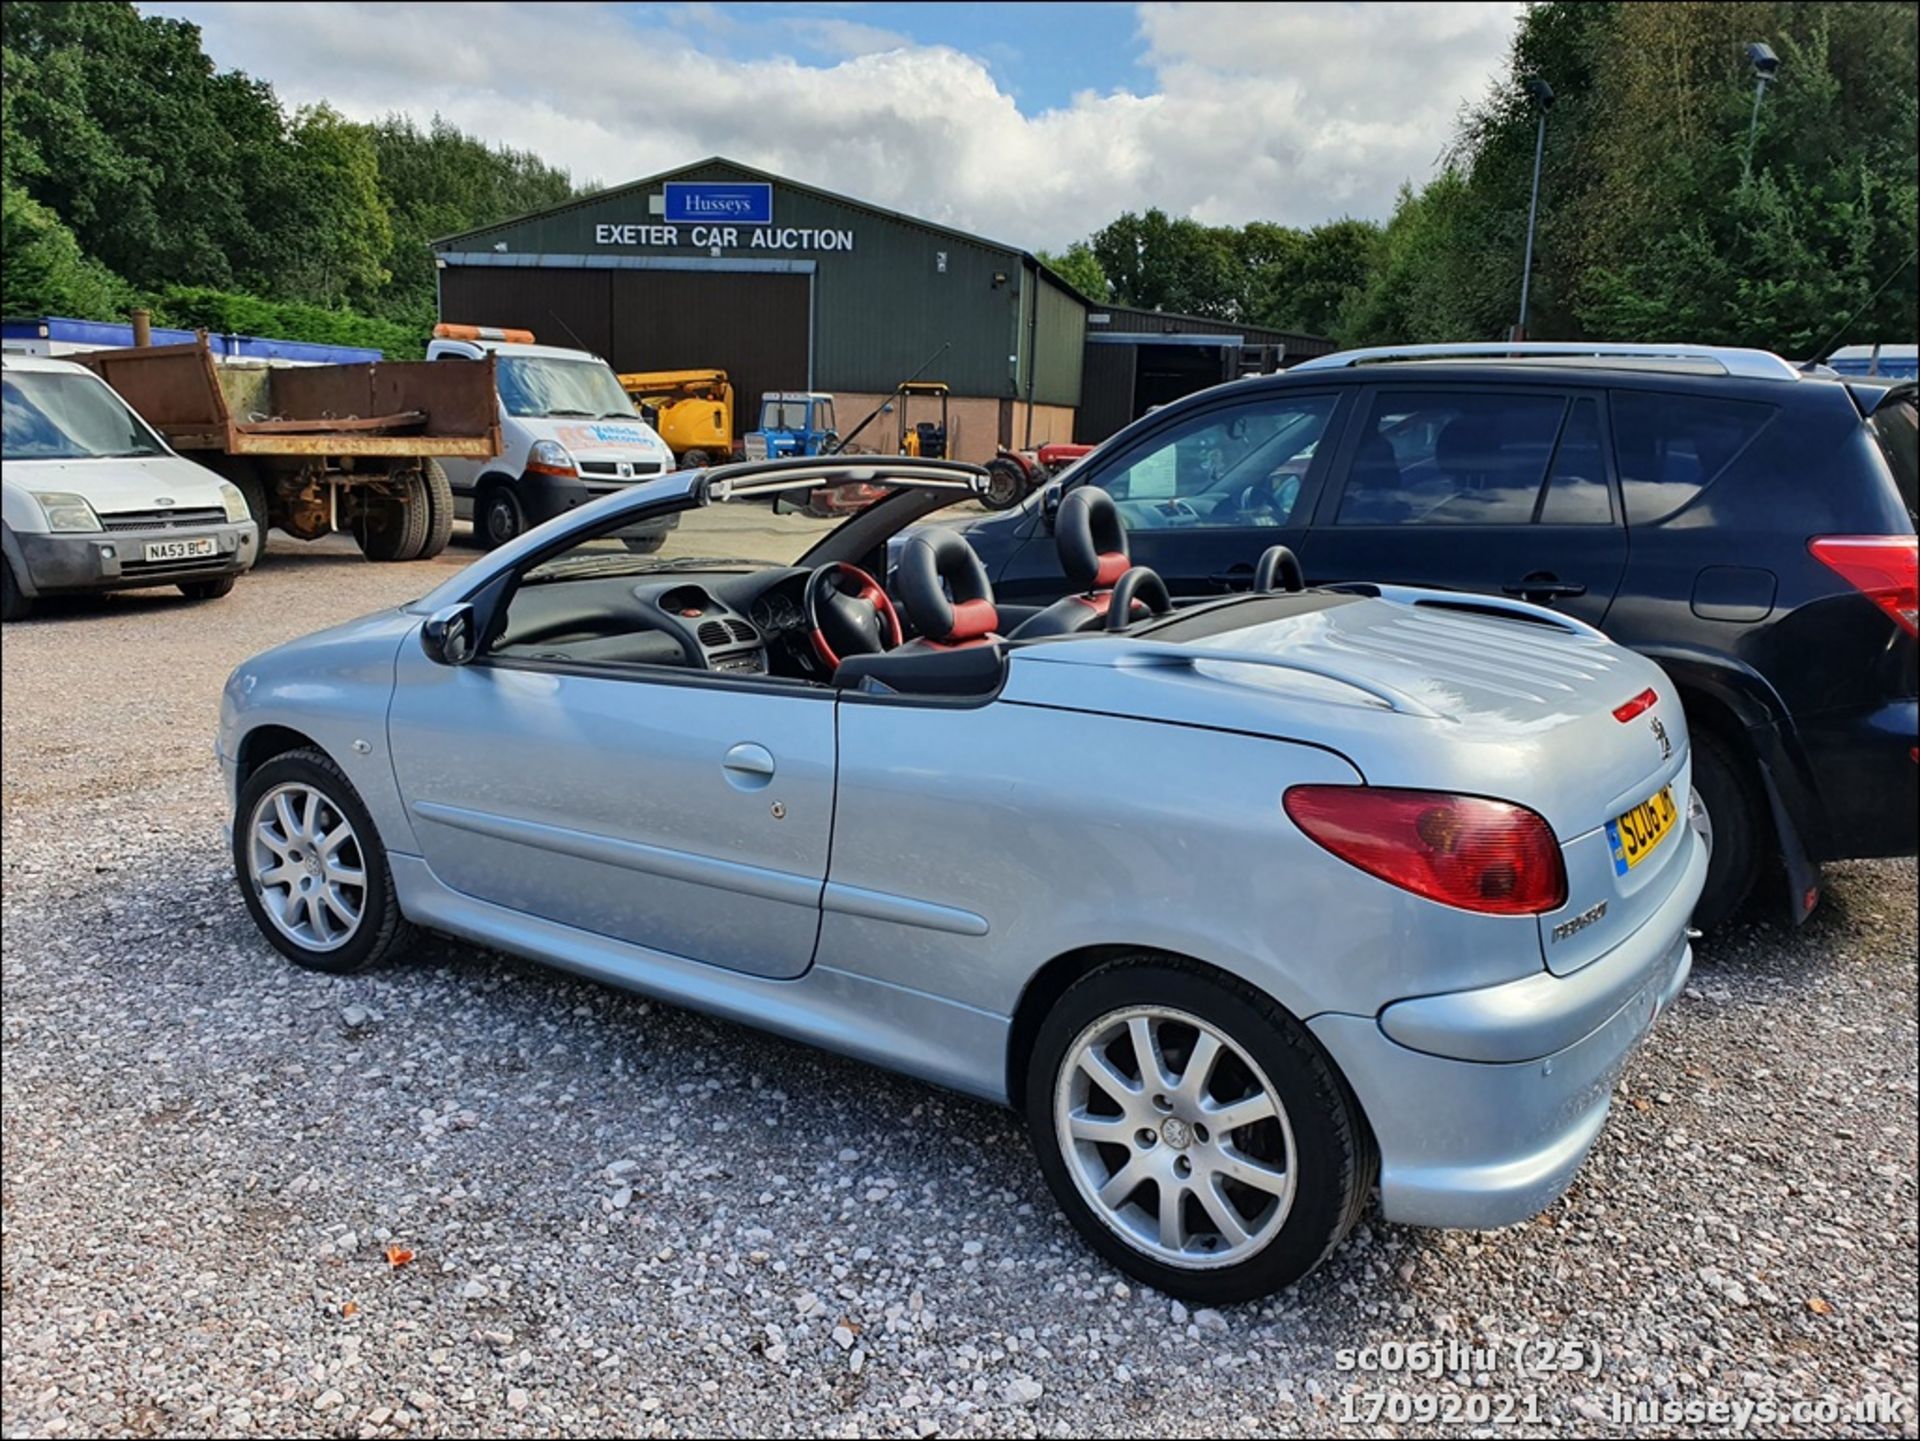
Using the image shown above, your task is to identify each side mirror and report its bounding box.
[1040,483,1065,526]
[421,603,479,665]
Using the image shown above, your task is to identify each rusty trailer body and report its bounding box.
[77,339,501,562]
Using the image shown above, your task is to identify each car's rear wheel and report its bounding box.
[234,748,414,974]
[1689,725,1763,932]
[1025,957,1373,1303]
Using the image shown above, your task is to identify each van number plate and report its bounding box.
[1607,784,1677,874]
[144,537,217,562]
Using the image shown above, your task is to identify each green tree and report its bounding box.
[1090,209,1242,318]
[1037,241,1109,302]
[266,105,393,310]
[0,181,133,319]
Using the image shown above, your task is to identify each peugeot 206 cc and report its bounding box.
[220,456,1707,1302]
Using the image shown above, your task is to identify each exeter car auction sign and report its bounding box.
[591,181,857,254]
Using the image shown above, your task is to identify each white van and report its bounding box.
[2,353,259,621]
[427,326,680,550]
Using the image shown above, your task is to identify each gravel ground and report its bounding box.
[3,536,1916,1439]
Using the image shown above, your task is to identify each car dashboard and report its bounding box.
[488,566,826,681]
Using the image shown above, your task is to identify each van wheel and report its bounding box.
[478,484,524,550]
[1689,726,1762,933]
[234,748,415,974]
[178,576,236,600]
[1025,956,1373,1303]
[2,557,29,621]
[418,460,455,559]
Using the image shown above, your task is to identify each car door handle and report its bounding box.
[1503,575,1587,600]
[722,743,776,789]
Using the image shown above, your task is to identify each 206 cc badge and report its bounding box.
[1649,716,1672,761]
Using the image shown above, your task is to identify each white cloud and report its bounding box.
[152,1,1522,249]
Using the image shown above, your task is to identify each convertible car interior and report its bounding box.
[482,479,1310,700]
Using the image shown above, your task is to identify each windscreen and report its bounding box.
[496,356,639,421]
[521,482,958,582]
[2,370,167,461]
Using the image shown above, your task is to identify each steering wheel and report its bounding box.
[803,562,902,670]
[1106,566,1174,630]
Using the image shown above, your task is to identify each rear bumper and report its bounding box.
[1796,698,1919,860]
[1309,823,1707,1229]
[12,522,257,597]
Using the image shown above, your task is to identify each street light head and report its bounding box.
[1524,77,1556,110]
[1747,42,1779,78]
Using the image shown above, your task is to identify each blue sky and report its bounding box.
[152,2,1526,250]
[631,2,1151,113]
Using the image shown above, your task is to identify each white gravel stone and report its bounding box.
[1,550,1913,1439]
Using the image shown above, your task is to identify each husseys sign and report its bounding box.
[591,181,856,253]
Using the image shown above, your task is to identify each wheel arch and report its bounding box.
[235,723,329,792]
[1005,943,1328,1114]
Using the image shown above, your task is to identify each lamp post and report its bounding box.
[1511,77,1555,343]
[1743,42,1779,184]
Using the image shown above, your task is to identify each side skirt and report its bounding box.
[388,853,1012,1105]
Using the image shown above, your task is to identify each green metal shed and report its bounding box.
[433,157,1088,457]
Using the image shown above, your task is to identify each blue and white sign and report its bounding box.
[664,182,773,225]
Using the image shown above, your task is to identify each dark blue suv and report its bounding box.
[955,344,1918,931]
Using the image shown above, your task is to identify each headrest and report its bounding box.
[897,529,998,644]
[1056,487,1130,592]
[1434,412,1508,476]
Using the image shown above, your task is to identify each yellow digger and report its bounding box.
[617,368,735,468]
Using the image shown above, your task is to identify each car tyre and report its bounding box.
[2,556,29,622]
[1025,956,1374,1303]
[477,483,525,550]
[1689,725,1762,932]
[178,576,237,600]
[234,747,415,974]
[621,534,667,554]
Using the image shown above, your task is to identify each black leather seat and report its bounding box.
[1009,488,1134,639]
[893,527,1001,652]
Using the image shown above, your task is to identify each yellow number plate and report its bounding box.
[1607,784,1678,874]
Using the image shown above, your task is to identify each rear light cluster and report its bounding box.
[1284,786,1568,916]
[1810,535,1919,637]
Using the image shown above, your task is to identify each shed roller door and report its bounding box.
[610,271,811,444]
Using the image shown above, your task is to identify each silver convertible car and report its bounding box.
[220,456,1707,1302]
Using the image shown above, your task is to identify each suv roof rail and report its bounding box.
[1291,341,1803,383]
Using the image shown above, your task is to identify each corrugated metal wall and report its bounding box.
[1031,276,1086,408]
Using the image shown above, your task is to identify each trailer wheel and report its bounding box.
[356,473,430,562]
[208,458,274,565]
[418,460,455,559]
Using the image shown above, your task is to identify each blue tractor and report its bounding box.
[743,392,839,459]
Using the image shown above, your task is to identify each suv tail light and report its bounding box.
[1809,536,1919,637]
[1283,786,1567,916]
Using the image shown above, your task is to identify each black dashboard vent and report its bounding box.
[696,621,731,648]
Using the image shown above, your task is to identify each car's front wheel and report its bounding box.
[1025,957,1373,1303]
[233,748,414,974]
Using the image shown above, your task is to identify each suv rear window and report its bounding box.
[1611,391,1774,525]
[1866,394,1918,523]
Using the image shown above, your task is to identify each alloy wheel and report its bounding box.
[1054,1005,1297,1269]
[246,782,366,952]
